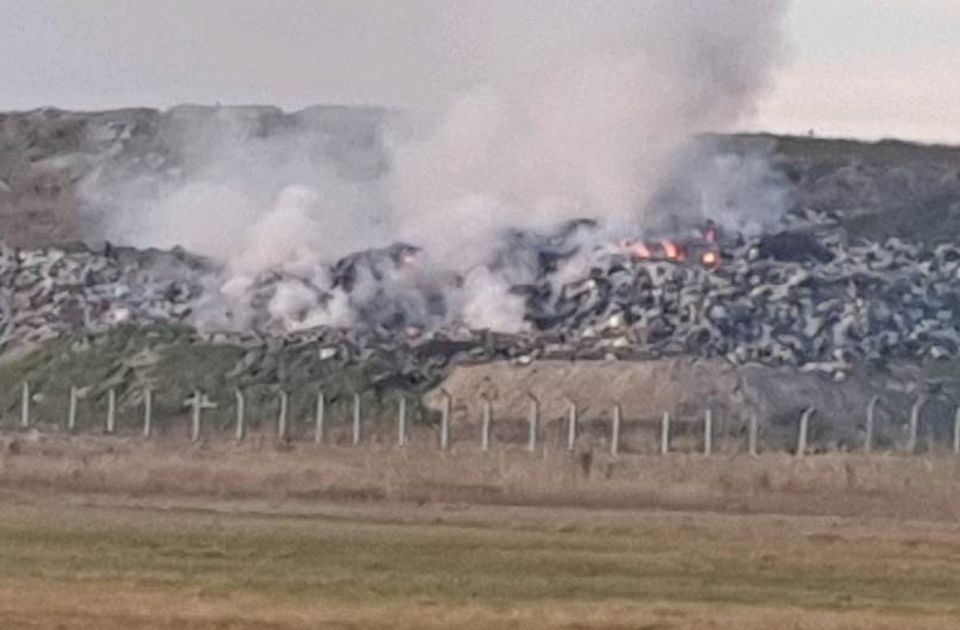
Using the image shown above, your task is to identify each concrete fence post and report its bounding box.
[352,393,362,446]
[142,388,153,438]
[481,396,493,452]
[315,391,326,444]
[660,411,671,455]
[234,389,246,442]
[907,395,927,454]
[748,413,759,457]
[277,391,289,442]
[20,381,30,428]
[439,389,452,451]
[611,404,622,456]
[527,394,540,453]
[797,407,814,458]
[67,386,79,433]
[187,391,217,443]
[106,388,117,434]
[397,396,407,447]
[566,400,578,452]
[190,390,202,442]
[953,405,960,457]
[703,408,713,456]
[865,395,879,454]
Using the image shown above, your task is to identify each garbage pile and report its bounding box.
[0,243,209,348]
[523,223,960,373]
[4,210,960,381]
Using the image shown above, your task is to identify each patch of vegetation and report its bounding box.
[0,326,436,434]
[0,499,958,629]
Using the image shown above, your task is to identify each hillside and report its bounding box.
[2,107,960,249]
[4,107,960,446]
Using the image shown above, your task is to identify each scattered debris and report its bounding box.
[5,208,960,384]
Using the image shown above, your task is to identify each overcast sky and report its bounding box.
[0,0,956,144]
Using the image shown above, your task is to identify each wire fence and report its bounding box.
[6,380,960,457]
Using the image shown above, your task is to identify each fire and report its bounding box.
[621,224,717,266]
[622,239,652,259]
[633,242,653,259]
[661,239,685,261]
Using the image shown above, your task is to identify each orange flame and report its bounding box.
[701,250,720,267]
[661,239,685,261]
[622,239,652,258]
[635,242,653,258]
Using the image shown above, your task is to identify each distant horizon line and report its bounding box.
[1,103,957,150]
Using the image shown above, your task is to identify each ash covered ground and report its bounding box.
[3,107,960,440]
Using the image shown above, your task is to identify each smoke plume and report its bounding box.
[80,1,791,333]
[390,0,790,264]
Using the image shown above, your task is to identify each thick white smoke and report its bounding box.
[389,0,790,265]
[81,106,392,265]
[80,1,791,334]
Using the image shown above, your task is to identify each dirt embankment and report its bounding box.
[427,359,957,453]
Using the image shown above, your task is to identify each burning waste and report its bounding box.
[5,200,960,384]
[4,1,955,392]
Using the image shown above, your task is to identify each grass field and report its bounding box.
[2,436,960,628]
[1,488,959,629]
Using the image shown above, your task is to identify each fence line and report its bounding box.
[9,380,960,457]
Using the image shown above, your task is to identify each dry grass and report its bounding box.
[2,435,960,627]
[2,433,960,520]
[1,491,959,629]
[3,586,960,630]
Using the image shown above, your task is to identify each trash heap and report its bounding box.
[521,226,960,373]
[0,243,208,348]
[4,212,960,382]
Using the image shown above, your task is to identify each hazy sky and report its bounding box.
[0,0,956,144]
[753,0,960,143]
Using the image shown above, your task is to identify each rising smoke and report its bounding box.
[80,0,792,334]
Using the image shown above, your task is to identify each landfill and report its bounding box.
[5,203,960,388]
